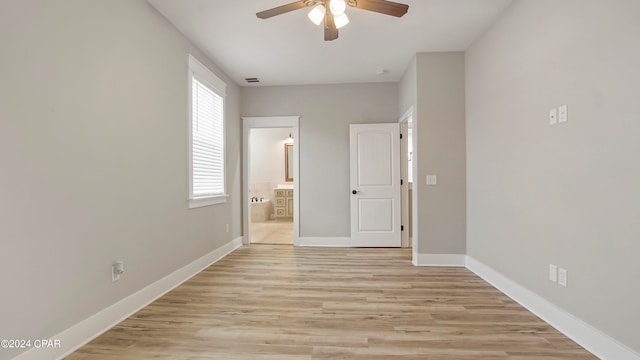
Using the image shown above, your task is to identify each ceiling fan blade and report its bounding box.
[349,0,409,17]
[256,1,310,19]
[324,9,339,41]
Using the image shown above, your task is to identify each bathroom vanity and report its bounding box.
[274,187,293,218]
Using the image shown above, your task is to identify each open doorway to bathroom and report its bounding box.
[248,127,294,244]
[242,116,300,246]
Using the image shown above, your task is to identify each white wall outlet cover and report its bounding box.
[558,267,568,287]
[112,261,125,282]
[549,264,558,282]
[426,175,437,185]
[558,104,568,123]
[549,108,558,125]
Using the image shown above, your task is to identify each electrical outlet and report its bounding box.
[426,175,437,185]
[226,223,230,233]
[549,264,558,282]
[558,105,568,123]
[549,108,558,125]
[558,268,568,287]
[112,261,124,283]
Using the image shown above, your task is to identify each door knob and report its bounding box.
[352,190,359,195]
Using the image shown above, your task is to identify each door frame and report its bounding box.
[399,107,414,249]
[242,116,300,246]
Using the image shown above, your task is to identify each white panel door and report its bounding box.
[350,123,401,247]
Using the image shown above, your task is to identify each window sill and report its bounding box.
[188,194,228,209]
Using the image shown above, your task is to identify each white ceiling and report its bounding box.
[147,0,512,86]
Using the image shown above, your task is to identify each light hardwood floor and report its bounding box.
[250,219,293,244]
[68,245,595,359]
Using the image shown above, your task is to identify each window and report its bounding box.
[188,55,227,208]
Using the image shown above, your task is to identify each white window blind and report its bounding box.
[188,55,226,207]
[192,77,224,197]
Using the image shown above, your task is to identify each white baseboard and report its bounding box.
[466,256,640,360]
[413,253,466,266]
[13,237,243,360]
[297,237,351,247]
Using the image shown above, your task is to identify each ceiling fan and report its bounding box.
[257,0,409,41]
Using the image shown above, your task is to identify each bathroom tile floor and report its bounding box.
[250,218,293,244]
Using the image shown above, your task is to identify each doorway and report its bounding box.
[242,116,300,246]
[399,108,414,249]
[249,127,294,244]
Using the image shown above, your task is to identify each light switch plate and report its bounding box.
[112,261,124,283]
[426,175,437,185]
[558,268,568,287]
[549,108,558,125]
[558,105,568,123]
[549,264,558,282]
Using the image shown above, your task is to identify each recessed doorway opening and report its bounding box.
[242,116,300,246]
[249,127,294,244]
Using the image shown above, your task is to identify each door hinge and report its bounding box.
[401,225,404,231]
[400,133,403,139]
[401,179,403,185]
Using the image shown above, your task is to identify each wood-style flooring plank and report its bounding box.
[68,245,596,359]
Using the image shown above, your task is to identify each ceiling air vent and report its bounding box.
[245,77,260,83]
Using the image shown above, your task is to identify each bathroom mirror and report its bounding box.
[285,143,293,182]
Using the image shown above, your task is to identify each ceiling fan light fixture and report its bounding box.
[334,12,350,29]
[329,0,347,16]
[307,4,326,25]
[257,0,409,41]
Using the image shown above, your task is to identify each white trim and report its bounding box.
[298,237,351,247]
[188,194,228,208]
[13,238,243,360]
[242,116,300,246]
[399,121,409,249]
[398,107,414,250]
[412,253,466,266]
[466,256,640,360]
[187,54,227,207]
[188,55,226,96]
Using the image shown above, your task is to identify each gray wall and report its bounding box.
[466,0,640,353]
[398,57,417,119]
[399,53,467,256]
[0,1,241,357]
[241,83,398,238]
